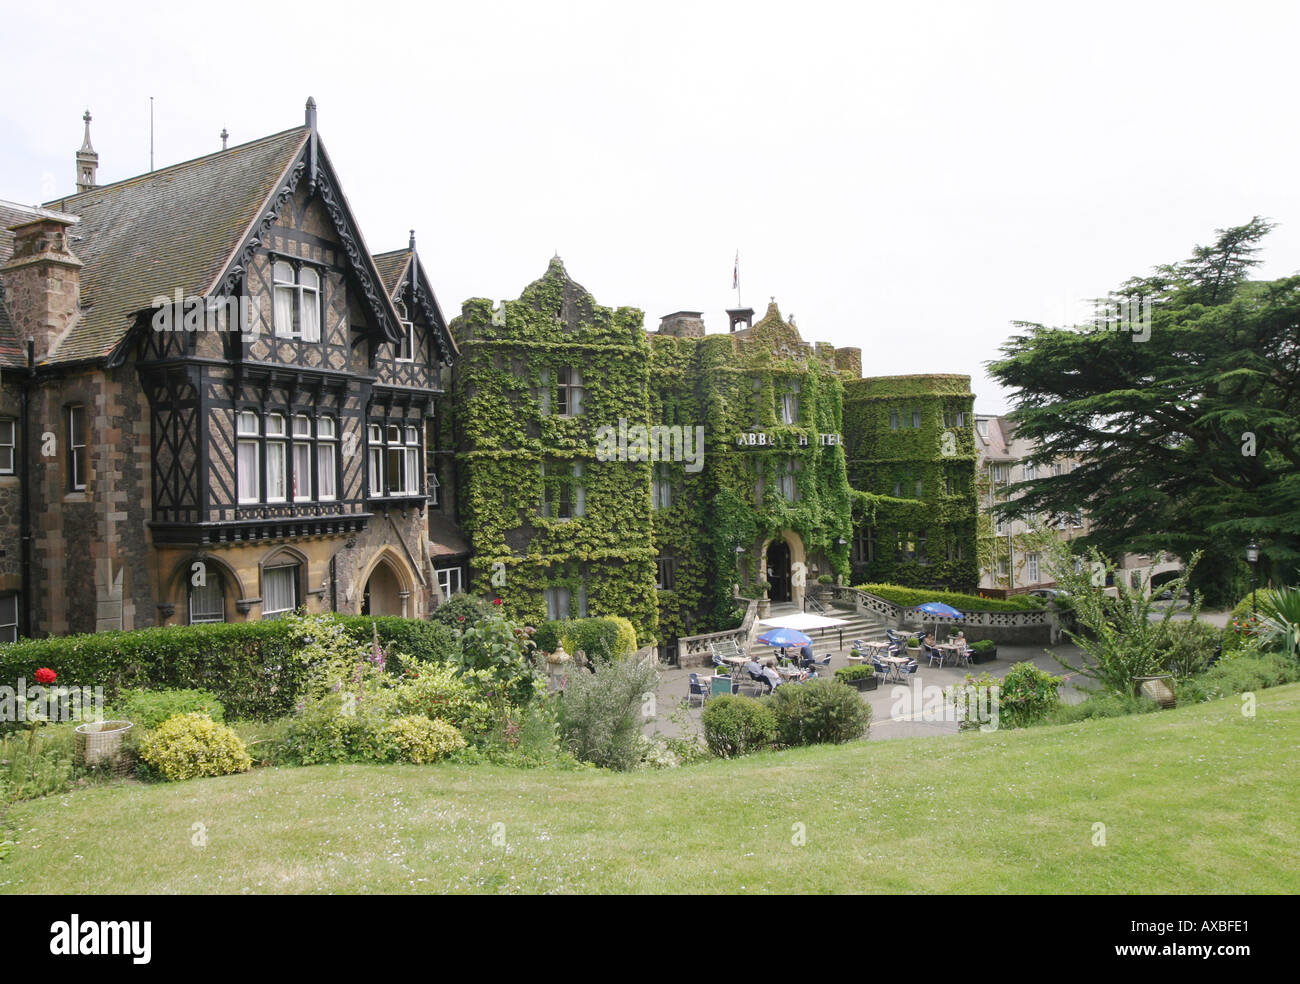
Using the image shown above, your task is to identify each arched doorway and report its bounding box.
[767,540,792,602]
[362,559,405,616]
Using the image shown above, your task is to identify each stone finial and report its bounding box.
[80,110,95,152]
[305,96,318,129]
[409,229,416,251]
[220,128,229,150]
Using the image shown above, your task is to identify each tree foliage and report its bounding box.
[987,219,1300,605]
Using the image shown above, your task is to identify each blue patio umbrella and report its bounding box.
[756,627,813,649]
[915,601,963,639]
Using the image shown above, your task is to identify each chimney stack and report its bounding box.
[76,110,98,193]
[658,311,705,337]
[1,214,83,363]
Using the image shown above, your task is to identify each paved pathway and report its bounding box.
[649,639,1092,744]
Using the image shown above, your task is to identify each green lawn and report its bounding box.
[4,684,1299,894]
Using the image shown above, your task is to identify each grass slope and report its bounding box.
[3,684,1299,894]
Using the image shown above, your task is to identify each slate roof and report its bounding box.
[38,127,309,365]
[372,250,411,296]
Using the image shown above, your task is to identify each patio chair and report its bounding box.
[688,673,709,708]
[711,674,736,698]
[926,644,946,668]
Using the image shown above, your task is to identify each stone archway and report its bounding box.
[362,557,408,617]
[758,530,808,609]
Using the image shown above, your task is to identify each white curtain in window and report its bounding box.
[573,462,585,516]
[404,447,420,494]
[293,443,311,500]
[237,440,259,501]
[263,566,297,616]
[318,442,336,499]
[570,370,583,416]
[267,442,286,500]
[299,268,321,342]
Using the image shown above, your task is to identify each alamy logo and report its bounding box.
[49,915,151,964]
[1093,294,1151,342]
[595,417,705,473]
[0,679,104,723]
[151,288,261,334]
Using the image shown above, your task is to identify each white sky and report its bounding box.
[3,0,1298,414]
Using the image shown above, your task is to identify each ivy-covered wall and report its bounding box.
[843,374,979,590]
[450,258,660,640]
[450,262,980,650]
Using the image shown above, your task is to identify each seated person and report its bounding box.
[761,663,783,691]
[798,643,816,668]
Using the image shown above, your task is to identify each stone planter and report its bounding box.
[970,647,997,663]
[74,720,133,769]
[850,675,879,692]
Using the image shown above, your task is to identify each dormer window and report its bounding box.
[272,261,321,342]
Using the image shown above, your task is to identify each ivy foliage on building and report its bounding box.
[843,375,979,589]
[450,259,980,646]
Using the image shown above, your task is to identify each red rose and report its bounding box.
[492,598,503,606]
[34,668,57,684]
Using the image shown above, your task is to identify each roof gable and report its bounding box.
[372,241,458,364]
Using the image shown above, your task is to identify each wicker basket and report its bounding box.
[74,720,134,770]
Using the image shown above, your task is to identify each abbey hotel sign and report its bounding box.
[735,430,842,447]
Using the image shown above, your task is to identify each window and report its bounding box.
[1023,462,1037,481]
[947,540,964,562]
[317,417,337,501]
[541,460,584,519]
[436,566,463,598]
[67,405,87,491]
[292,415,313,502]
[779,381,800,425]
[990,464,1008,484]
[998,557,1009,578]
[395,303,415,361]
[368,424,384,496]
[656,556,677,591]
[915,479,924,498]
[652,464,673,510]
[369,422,422,497]
[265,413,287,502]
[189,573,225,624]
[912,409,921,429]
[556,368,583,417]
[1071,509,1084,528]
[916,532,928,564]
[0,594,16,643]
[944,472,957,495]
[943,410,967,428]
[1052,462,1064,477]
[975,419,989,439]
[237,411,260,502]
[0,418,14,474]
[852,527,875,564]
[272,261,321,342]
[262,564,299,618]
[778,458,798,502]
[889,410,900,431]
[1026,552,1040,583]
[544,585,571,621]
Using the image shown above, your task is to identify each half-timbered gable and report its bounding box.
[2,99,453,634]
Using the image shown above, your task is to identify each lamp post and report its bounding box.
[1246,541,1259,617]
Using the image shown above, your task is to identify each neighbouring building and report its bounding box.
[0,100,461,640]
[973,413,1181,594]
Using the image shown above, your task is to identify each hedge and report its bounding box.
[854,583,1046,613]
[0,614,458,721]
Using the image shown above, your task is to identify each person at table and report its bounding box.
[761,663,783,691]
[798,643,815,668]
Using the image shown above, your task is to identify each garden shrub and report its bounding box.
[559,617,632,663]
[970,639,996,654]
[557,654,660,770]
[834,664,876,682]
[1197,651,1300,699]
[0,612,463,721]
[997,661,1063,729]
[429,593,492,629]
[763,678,870,747]
[137,713,252,782]
[377,715,466,764]
[388,661,493,739]
[854,583,1046,612]
[282,693,394,766]
[110,688,225,730]
[1222,596,1260,655]
[1157,620,1220,678]
[701,695,777,758]
[531,620,565,655]
[0,724,79,803]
